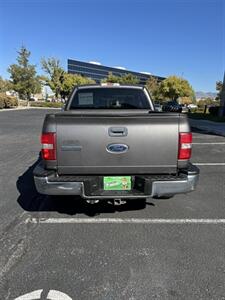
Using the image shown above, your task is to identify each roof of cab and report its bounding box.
[75,83,145,89]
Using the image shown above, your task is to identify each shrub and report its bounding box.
[18,100,28,106]
[208,106,220,116]
[12,97,18,106]
[0,93,18,109]
[4,96,18,108]
[0,97,4,109]
[0,93,6,109]
[188,107,198,113]
[196,107,205,113]
[29,101,63,108]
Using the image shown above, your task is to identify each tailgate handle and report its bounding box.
[108,127,128,137]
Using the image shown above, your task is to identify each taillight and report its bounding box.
[178,132,192,160]
[41,132,56,160]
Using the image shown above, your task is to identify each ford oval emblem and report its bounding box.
[107,143,129,154]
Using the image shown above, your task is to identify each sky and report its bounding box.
[0,0,224,92]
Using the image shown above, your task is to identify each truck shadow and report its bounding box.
[17,158,153,217]
[191,127,225,137]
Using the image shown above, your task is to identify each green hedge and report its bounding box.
[29,101,63,108]
[0,93,18,109]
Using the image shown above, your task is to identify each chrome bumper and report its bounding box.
[33,163,199,199]
[151,173,199,197]
[34,176,83,196]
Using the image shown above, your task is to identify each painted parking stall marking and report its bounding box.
[26,218,225,224]
[14,290,42,300]
[14,289,72,300]
[193,163,225,166]
[192,142,225,145]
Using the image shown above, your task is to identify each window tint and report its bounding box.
[70,88,150,109]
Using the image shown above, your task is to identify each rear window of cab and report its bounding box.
[69,88,151,109]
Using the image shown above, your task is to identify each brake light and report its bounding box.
[41,132,56,160]
[178,132,192,160]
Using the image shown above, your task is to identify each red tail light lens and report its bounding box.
[41,133,56,160]
[178,132,192,160]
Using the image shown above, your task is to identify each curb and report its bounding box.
[28,107,61,109]
[0,107,28,112]
[0,107,61,112]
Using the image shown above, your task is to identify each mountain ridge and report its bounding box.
[195,91,217,99]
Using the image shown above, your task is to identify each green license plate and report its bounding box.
[103,176,131,191]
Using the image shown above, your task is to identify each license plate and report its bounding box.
[103,176,131,191]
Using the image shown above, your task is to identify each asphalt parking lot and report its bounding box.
[0,108,225,300]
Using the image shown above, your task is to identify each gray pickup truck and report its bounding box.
[33,84,199,204]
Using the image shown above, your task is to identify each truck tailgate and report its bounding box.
[55,113,179,175]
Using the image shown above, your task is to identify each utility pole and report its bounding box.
[219,72,225,117]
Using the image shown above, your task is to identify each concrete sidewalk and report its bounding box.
[189,118,225,137]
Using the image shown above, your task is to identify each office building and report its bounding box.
[68,59,165,85]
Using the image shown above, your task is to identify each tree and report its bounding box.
[159,76,195,102]
[101,72,120,84]
[41,57,65,99]
[216,80,223,101]
[61,73,95,98]
[119,73,139,85]
[218,73,225,117]
[145,76,163,102]
[0,76,11,92]
[197,97,216,108]
[179,96,193,105]
[8,46,41,100]
[41,58,97,99]
[102,72,139,85]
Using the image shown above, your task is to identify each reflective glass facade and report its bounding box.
[68,59,165,85]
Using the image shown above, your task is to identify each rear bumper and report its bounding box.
[33,163,199,199]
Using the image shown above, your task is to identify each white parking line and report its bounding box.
[14,290,43,300]
[26,218,225,224]
[193,142,225,145]
[193,163,225,166]
[14,290,72,300]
